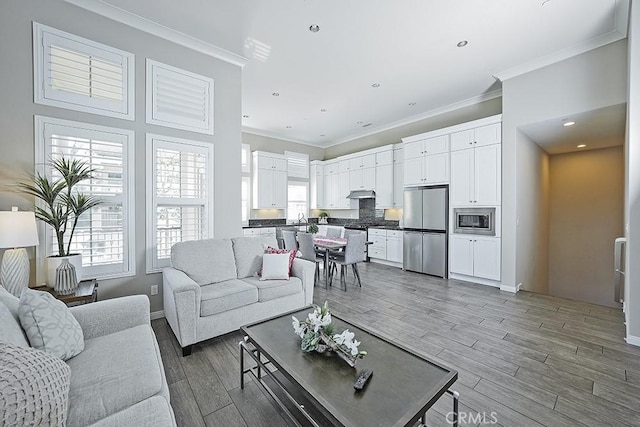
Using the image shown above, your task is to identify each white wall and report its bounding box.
[501,40,628,291]
[625,2,640,344]
[0,0,242,312]
[515,131,549,294]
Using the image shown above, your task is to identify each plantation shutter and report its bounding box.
[147,135,214,272]
[34,23,134,119]
[146,60,215,135]
[38,117,135,279]
[285,151,309,179]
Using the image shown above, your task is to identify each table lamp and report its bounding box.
[0,207,39,297]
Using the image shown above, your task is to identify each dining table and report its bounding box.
[312,235,347,288]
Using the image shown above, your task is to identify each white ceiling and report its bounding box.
[519,104,627,155]
[92,0,627,147]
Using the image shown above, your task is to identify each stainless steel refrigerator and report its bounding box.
[403,186,448,277]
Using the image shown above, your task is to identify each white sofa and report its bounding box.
[163,236,315,356]
[0,289,175,426]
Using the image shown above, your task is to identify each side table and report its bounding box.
[33,279,98,306]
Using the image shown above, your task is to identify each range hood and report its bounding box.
[346,190,376,199]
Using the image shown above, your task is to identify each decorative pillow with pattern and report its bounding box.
[0,340,71,426]
[264,246,298,275]
[18,289,84,361]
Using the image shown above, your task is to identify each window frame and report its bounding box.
[33,22,135,120]
[34,116,136,283]
[145,133,215,273]
[286,180,309,222]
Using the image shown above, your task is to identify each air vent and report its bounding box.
[362,123,373,128]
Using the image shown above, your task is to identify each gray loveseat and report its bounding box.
[0,290,175,426]
[163,236,315,356]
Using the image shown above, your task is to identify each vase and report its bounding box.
[46,254,82,288]
[54,259,78,295]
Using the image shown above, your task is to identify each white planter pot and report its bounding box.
[46,254,83,288]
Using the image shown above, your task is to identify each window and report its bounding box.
[33,23,135,120]
[241,176,250,225]
[285,151,309,179]
[146,59,215,135]
[287,182,308,222]
[35,116,135,281]
[146,134,214,272]
[241,143,251,174]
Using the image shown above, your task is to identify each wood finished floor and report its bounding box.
[152,262,640,427]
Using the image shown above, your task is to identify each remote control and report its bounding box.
[353,369,373,391]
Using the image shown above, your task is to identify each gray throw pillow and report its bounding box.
[18,289,84,361]
[0,340,71,426]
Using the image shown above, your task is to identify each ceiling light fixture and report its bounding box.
[371,83,380,88]
[242,115,249,118]
[356,121,363,125]
[563,121,575,127]
[286,126,292,129]
[272,92,280,96]
[577,144,586,148]
[320,134,326,137]
[542,0,552,6]
[320,108,327,112]
[408,102,416,106]
[309,25,320,33]
[457,40,468,47]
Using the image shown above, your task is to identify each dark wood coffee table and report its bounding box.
[240,306,459,427]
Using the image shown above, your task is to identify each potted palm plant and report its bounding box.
[18,157,101,289]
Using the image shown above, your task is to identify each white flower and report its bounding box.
[292,316,305,338]
[308,310,332,333]
[333,329,361,356]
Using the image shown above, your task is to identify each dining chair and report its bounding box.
[281,230,298,250]
[326,227,342,238]
[328,232,366,290]
[297,232,323,285]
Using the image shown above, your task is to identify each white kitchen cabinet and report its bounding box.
[252,152,287,209]
[242,227,276,238]
[310,162,324,209]
[403,135,450,186]
[324,173,339,208]
[368,228,403,266]
[349,166,375,191]
[450,122,501,152]
[375,163,393,208]
[338,171,351,208]
[375,150,393,167]
[393,147,403,208]
[450,235,500,281]
[350,154,376,170]
[450,143,500,206]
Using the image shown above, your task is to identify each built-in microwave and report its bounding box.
[453,208,495,236]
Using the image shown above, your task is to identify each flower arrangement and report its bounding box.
[292,302,367,367]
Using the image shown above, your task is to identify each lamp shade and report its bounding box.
[0,208,39,249]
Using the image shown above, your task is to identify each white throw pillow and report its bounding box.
[260,253,291,280]
[18,289,84,361]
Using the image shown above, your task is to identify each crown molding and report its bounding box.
[324,89,503,148]
[63,0,249,68]
[242,127,325,148]
[494,0,629,82]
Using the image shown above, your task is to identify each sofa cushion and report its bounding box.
[65,324,163,427]
[0,341,71,426]
[18,289,84,361]
[200,279,258,317]
[89,395,175,427]
[232,236,278,279]
[264,246,297,275]
[260,253,291,280]
[0,285,20,319]
[242,276,303,302]
[0,303,28,347]
[171,238,237,286]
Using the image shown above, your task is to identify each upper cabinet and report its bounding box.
[403,135,450,186]
[310,161,324,209]
[252,151,287,208]
[392,146,404,208]
[374,148,393,208]
[450,123,501,152]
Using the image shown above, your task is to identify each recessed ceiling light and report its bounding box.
[457,40,468,48]
[320,134,326,137]
[577,144,586,148]
[320,108,327,112]
[563,121,576,127]
[309,25,320,33]
[356,121,363,125]
[272,92,280,97]
[242,115,249,118]
[286,126,292,129]
[408,102,416,106]
[371,83,380,88]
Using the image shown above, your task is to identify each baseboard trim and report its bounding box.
[150,310,165,320]
[625,334,640,347]
[499,284,518,293]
